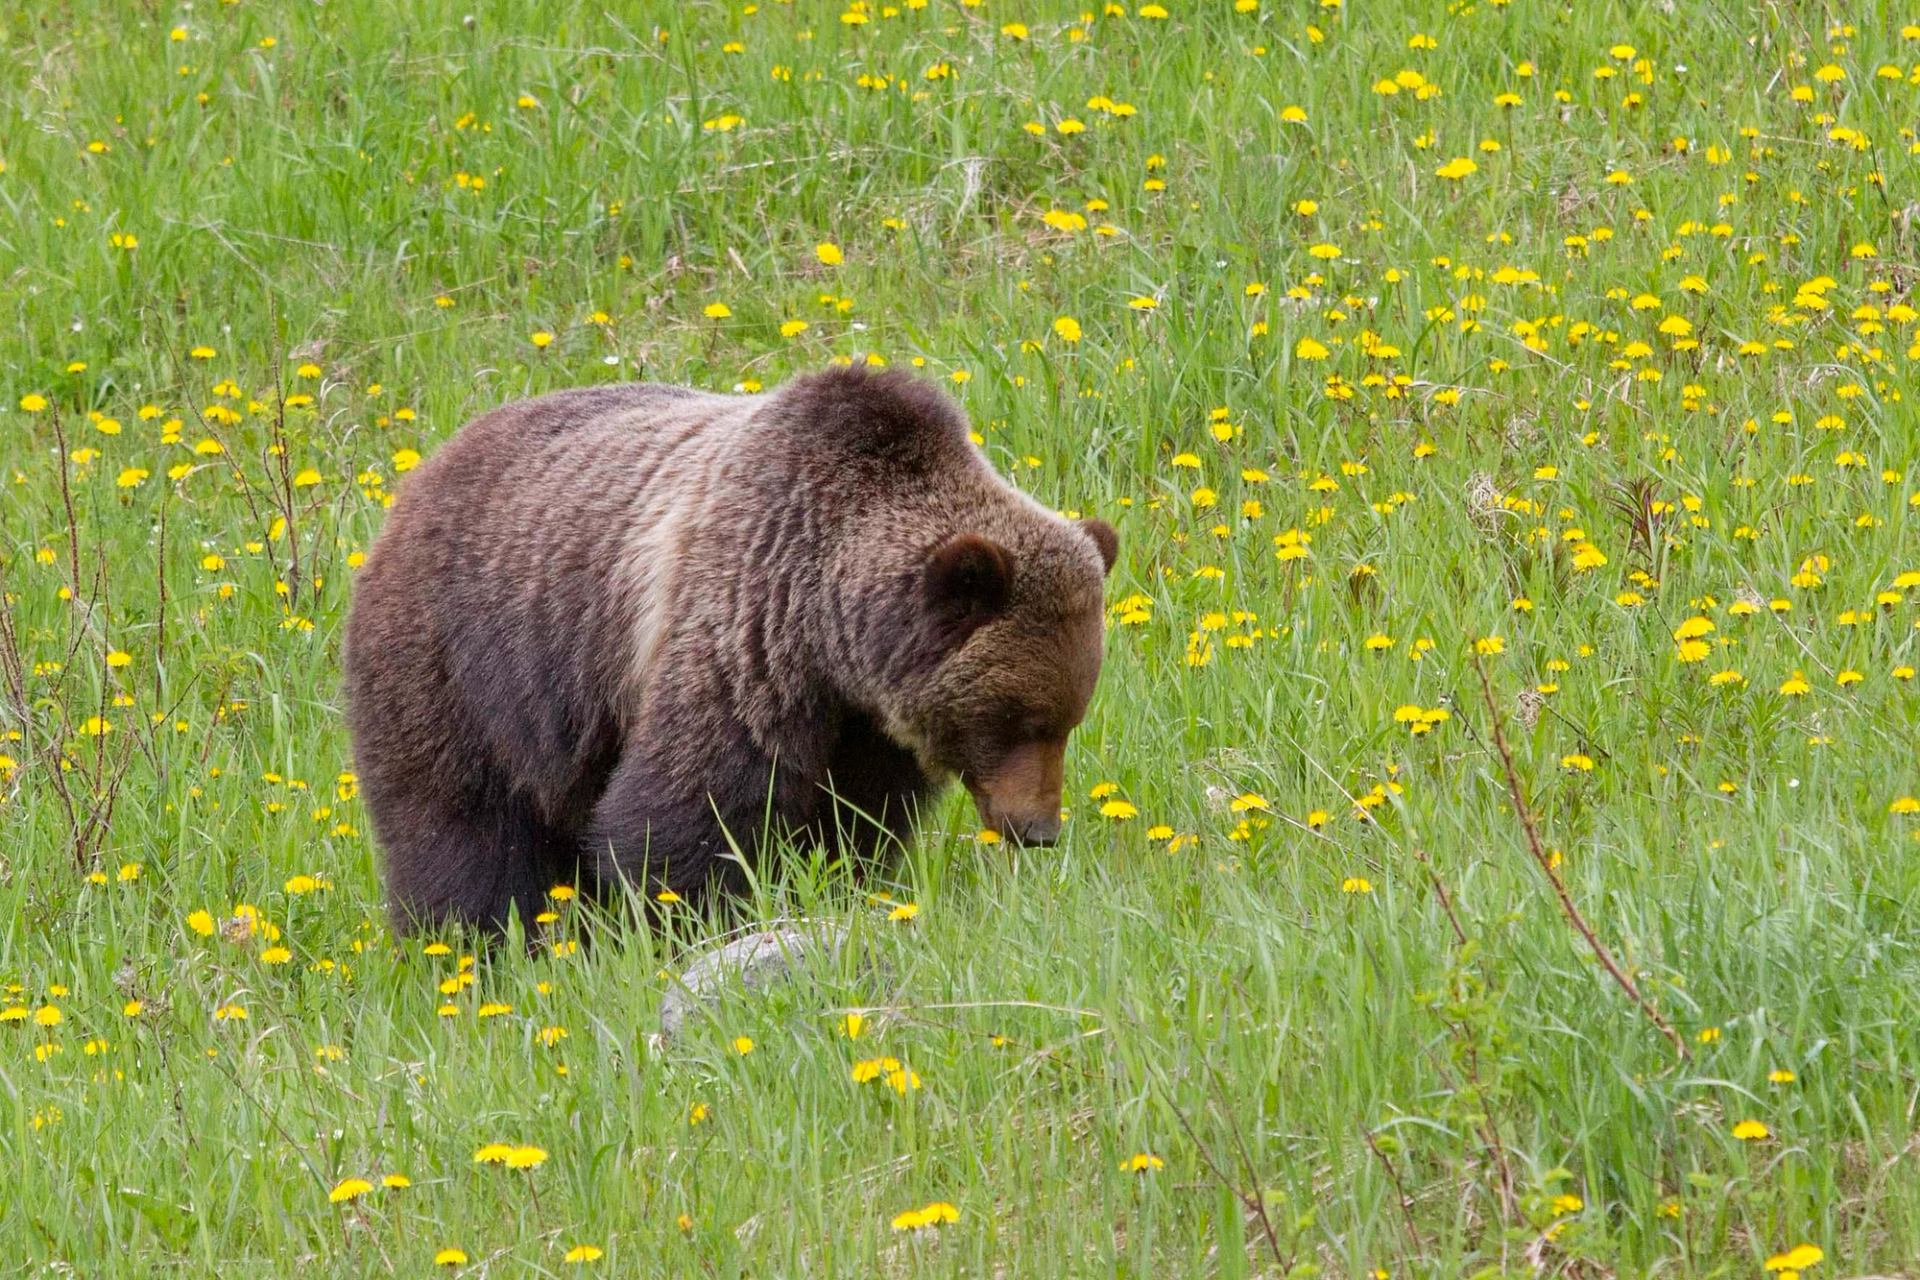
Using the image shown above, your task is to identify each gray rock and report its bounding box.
[657,921,850,1038]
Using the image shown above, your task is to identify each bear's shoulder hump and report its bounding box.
[765,366,971,461]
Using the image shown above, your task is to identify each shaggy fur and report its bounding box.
[342,367,1118,932]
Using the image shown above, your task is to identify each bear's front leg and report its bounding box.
[583,714,817,905]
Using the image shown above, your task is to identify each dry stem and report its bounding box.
[1469,649,1689,1061]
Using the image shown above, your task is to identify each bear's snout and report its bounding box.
[968,741,1066,847]
[999,811,1062,847]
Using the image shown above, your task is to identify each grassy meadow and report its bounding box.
[6,0,1920,1274]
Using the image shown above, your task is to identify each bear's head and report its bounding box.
[904,517,1119,845]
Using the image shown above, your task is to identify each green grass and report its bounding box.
[4,0,1919,1273]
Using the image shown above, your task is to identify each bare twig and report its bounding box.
[1409,848,1518,1218]
[1157,1077,1290,1272]
[264,335,305,605]
[1200,1052,1290,1264]
[153,487,167,707]
[0,560,31,728]
[1364,1127,1428,1259]
[1411,847,1468,947]
[1469,649,1690,1060]
[51,412,83,602]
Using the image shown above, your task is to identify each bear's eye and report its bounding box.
[1014,715,1052,742]
[986,707,1037,742]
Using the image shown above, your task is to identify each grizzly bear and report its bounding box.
[342,367,1118,932]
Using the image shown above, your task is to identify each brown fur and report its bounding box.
[342,367,1118,932]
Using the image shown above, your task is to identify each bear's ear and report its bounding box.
[1078,518,1119,575]
[923,533,1012,642]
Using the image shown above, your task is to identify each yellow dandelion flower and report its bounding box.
[328,1177,373,1203]
[1765,1244,1824,1272]
[892,1201,960,1231]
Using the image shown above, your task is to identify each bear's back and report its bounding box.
[345,381,762,818]
[436,381,734,476]
[398,380,752,546]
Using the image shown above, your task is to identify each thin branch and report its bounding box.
[51,412,83,602]
[153,487,168,708]
[1408,847,1517,1217]
[1363,1127,1428,1260]
[1411,847,1468,947]
[1470,648,1690,1061]
[0,559,31,727]
[1157,1077,1290,1273]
